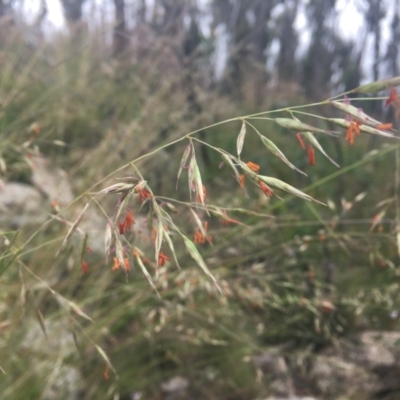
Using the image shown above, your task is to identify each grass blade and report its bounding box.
[56,202,89,256]
[176,144,191,189]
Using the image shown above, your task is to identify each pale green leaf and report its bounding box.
[236,120,246,158]
[260,134,307,175]
[302,131,340,167]
[182,235,223,294]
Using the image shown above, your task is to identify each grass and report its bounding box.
[0,20,400,400]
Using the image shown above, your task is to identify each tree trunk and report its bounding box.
[113,0,129,58]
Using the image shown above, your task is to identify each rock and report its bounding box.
[0,154,73,229]
[30,155,107,254]
[78,207,107,254]
[0,182,46,227]
[343,331,400,398]
[161,376,189,393]
[22,319,84,400]
[342,331,400,370]
[254,331,400,400]
[161,376,189,400]
[31,155,73,206]
[308,354,379,397]
[0,155,107,254]
[295,331,400,399]
[254,350,294,398]
[41,365,82,400]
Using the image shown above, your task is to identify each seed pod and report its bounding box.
[302,131,340,167]
[275,118,326,133]
[236,120,246,158]
[258,175,324,204]
[104,222,113,256]
[329,118,398,139]
[134,249,160,297]
[163,229,181,269]
[330,101,382,127]
[221,153,242,185]
[352,76,400,93]
[259,134,307,176]
[239,161,259,179]
[359,124,399,139]
[99,183,135,194]
[154,218,164,274]
[190,208,208,242]
[182,234,223,295]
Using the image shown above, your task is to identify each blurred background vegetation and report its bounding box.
[1,0,400,399]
